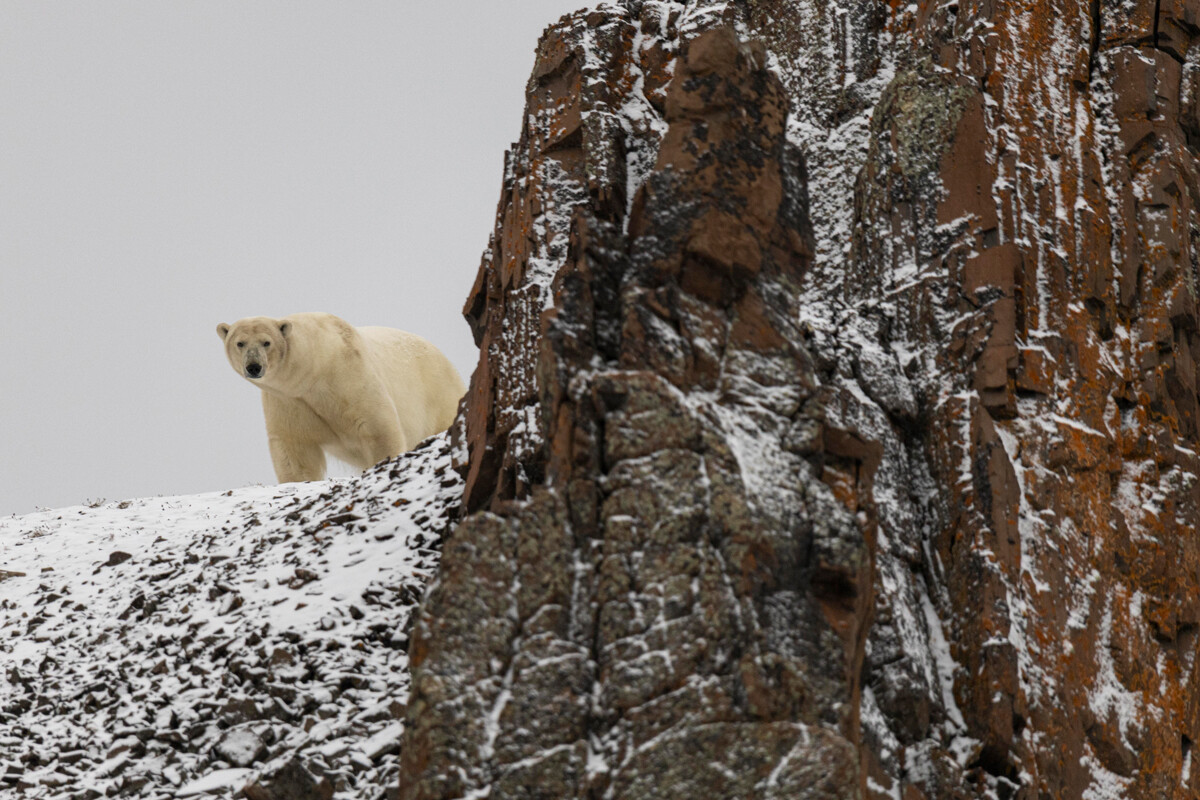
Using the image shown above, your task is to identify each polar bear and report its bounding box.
[217,312,465,483]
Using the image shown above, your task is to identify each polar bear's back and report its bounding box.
[357,326,466,440]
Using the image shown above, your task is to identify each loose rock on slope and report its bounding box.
[0,434,460,800]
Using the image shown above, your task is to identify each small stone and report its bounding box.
[216,593,243,615]
[221,698,261,724]
[242,758,333,800]
[268,648,294,668]
[212,728,266,768]
[359,722,403,760]
[287,568,320,589]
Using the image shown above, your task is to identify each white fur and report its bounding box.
[217,312,465,483]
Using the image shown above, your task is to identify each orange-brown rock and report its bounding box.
[402,1,1200,798]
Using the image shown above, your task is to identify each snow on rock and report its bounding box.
[399,14,870,799]
[175,769,253,797]
[0,432,460,799]
[407,0,1200,798]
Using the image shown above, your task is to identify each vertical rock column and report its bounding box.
[454,7,670,513]
[834,1,1200,797]
[400,12,875,800]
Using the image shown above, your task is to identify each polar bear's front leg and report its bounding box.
[352,426,406,471]
[347,410,408,471]
[262,392,331,482]
[268,436,327,483]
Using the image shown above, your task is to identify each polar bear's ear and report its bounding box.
[279,321,291,337]
[217,323,230,340]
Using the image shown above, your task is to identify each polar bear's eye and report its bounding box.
[262,341,271,348]
[236,341,245,349]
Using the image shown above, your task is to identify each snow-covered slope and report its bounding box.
[0,433,460,800]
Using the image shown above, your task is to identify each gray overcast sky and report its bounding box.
[0,1,584,515]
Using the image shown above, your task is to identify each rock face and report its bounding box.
[403,1,1200,799]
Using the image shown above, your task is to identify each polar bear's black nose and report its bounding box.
[246,363,263,379]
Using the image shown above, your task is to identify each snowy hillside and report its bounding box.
[0,433,460,800]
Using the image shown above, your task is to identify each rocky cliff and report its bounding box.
[401,1,1200,798]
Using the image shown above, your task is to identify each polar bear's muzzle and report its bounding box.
[245,360,264,379]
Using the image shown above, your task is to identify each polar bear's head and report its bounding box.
[217,317,291,383]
